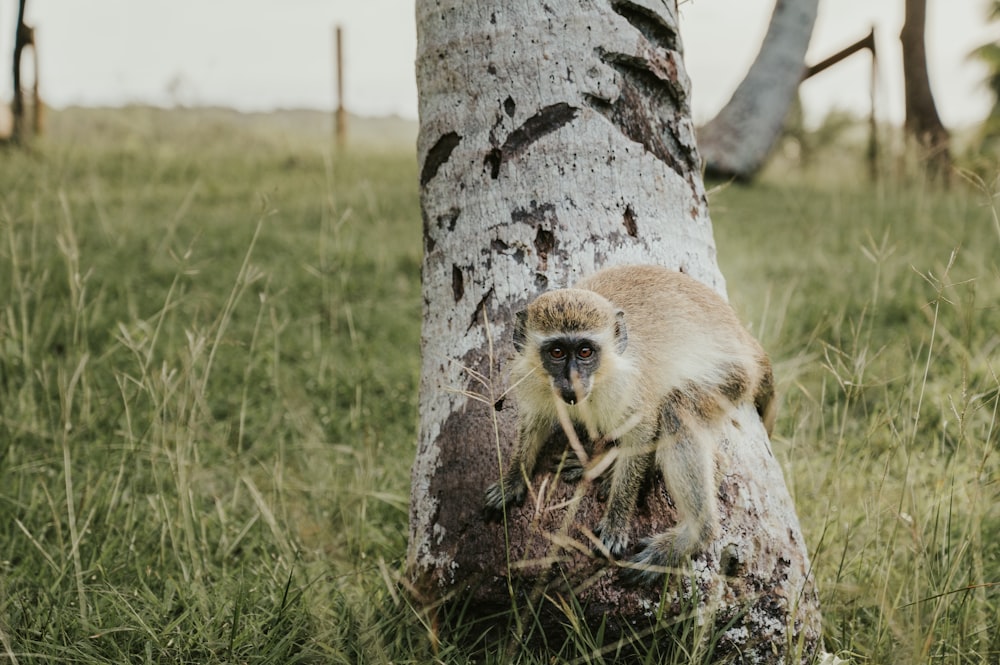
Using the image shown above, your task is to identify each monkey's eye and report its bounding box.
[548,347,566,360]
[577,346,594,359]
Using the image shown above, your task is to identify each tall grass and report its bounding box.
[0,108,997,663]
[1,108,423,663]
[714,172,1000,664]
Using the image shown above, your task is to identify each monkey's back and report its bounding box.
[574,264,765,397]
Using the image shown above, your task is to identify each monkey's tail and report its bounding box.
[754,360,776,436]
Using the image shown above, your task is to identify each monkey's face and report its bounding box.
[512,288,628,407]
[539,336,601,405]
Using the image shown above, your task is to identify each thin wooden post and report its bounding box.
[867,26,878,179]
[334,24,346,146]
[11,0,28,144]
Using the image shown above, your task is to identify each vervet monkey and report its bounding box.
[483,264,774,583]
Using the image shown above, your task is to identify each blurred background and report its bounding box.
[0,0,995,129]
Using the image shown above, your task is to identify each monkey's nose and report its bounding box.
[560,388,579,405]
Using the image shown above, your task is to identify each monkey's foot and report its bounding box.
[593,519,629,559]
[556,456,612,500]
[620,539,679,585]
[556,455,585,482]
[482,479,526,522]
[620,529,699,585]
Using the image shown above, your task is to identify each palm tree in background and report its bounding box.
[970,1,1000,145]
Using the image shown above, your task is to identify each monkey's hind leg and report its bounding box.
[623,411,718,585]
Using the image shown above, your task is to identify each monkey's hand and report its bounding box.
[482,476,527,521]
[556,455,613,500]
[555,454,585,482]
[593,517,629,560]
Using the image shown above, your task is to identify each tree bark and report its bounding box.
[408,0,822,661]
[698,0,819,181]
[900,0,951,181]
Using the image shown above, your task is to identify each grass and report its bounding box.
[713,169,1000,663]
[0,107,998,663]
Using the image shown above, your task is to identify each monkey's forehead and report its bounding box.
[526,288,617,334]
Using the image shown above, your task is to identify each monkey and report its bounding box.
[483,264,775,583]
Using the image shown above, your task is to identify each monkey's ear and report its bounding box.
[513,310,528,352]
[613,310,628,354]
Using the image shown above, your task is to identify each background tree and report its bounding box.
[969,0,1000,148]
[10,0,41,144]
[408,0,822,660]
[900,0,951,179]
[698,0,819,181]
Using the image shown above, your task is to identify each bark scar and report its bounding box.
[534,227,555,272]
[622,204,638,236]
[610,0,679,52]
[468,286,496,332]
[421,131,462,186]
[484,103,579,179]
[452,264,465,302]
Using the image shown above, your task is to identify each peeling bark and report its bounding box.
[409,0,822,661]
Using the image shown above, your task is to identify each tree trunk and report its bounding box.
[408,0,822,661]
[900,0,951,181]
[698,0,819,181]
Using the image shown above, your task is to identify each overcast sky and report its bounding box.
[1,0,996,128]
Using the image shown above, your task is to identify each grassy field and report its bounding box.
[0,107,997,663]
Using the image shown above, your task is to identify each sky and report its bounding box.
[1,0,997,129]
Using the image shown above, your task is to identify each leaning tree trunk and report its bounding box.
[901,0,951,181]
[408,0,822,661]
[698,0,819,181]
